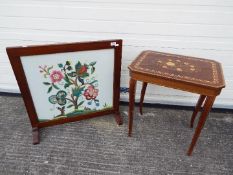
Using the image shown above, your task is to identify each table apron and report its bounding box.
[130,72,221,96]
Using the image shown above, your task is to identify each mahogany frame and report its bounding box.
[6,39,123,144]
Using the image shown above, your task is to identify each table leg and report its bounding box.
[139,82,148,115]
[128,78,137,137]
[114,112,123,125]
[32,127,39,145]
[190,95,206,128]
[187,96,216,156]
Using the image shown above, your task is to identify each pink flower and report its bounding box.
[84,86,99,100]
[50,70,64,83]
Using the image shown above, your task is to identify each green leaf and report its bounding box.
[47,86,52,93]
[67,72,76,77]
[58,63,63,68]
[89,61,96,66]
[52,83,59,90]
[91,67,95,74]
[75,61,82,71]
[66,104,73,108]
[64,83,70,89]
[90,80,98,85]
[78,101,84,107]
[72,86,85,97]
[66,61,71,65]
[64,74,70,83]
[78,77,84,84]
[67,66,72,71]
[43,82,51,85]
[80,72,89,78]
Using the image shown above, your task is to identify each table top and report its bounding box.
[128,50,225,89]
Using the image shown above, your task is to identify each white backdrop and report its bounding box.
[21,49,114,120]
[0,0,233,109]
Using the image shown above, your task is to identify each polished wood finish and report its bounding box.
[190,95,206,128]
[187,96,216,156]
[128,78,137,137]
[7,40,123,144]
[32,127,39,145]
[128,50,225,155]
[114,112,123,125]
[129,51,225,91]
[113,41,123,125]
[139,82,148,115]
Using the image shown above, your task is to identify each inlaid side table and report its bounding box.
[128,50,225,156]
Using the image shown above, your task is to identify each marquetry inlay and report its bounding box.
[129,50,225,88]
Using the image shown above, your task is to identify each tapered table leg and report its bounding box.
[32,127,39,144]
[187,96,216,156]
[114,112,123,125]
[128,78,137,137]
[190,95,206,128]
[139,82,148,115]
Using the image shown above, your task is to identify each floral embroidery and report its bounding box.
[50,70,64,83]
[78,65,88,75]
[84,85,99,100]
[39,60,111,119]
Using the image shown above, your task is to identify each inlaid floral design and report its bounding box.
[156,59,197,73]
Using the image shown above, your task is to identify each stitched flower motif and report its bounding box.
[50,70,64,83]
[78,65,88,75]
[41,60,104,118]
[84,86,99,100]
[48,91,67,105]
